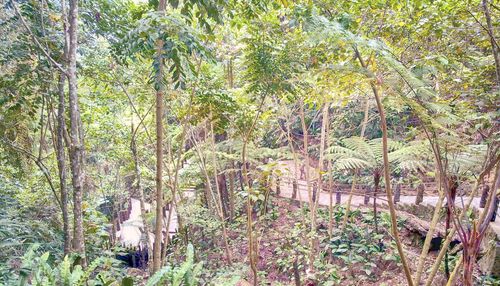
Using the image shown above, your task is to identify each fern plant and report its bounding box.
[146,244,202,286]
[326,137,431,231]
[327,136,431,180]
[10,244,125,286]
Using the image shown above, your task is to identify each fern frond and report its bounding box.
[145,266,173,286]
[334,157,371,170]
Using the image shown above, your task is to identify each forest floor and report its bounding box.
[197,196,451,285]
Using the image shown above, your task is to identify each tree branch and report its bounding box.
[12,2,67,75]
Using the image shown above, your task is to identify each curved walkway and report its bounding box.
[277,178,500,237]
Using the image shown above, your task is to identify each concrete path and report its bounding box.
[277,178,500,237]
[116,198,178,248]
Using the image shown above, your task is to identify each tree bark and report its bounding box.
[56,71,71,256]
[55,0,71,255]
[152,0,166,273]
[67,0,86,266]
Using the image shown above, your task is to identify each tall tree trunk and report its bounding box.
[355,48,414,286]
[56,0,71,255]
[67,0,86,266]
[152,0,166,273]
[241,96,266,286]
[372,82,413,285]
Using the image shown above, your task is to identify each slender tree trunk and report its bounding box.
[226,60,236,221]
[371,83,413,285]
[316,104,328,217]
[292,180,298,199]
[56,0,71,254]
[131,123,152,271]
[241,96,267,286]
[299,101,316,272]
[229,164,235,220]
[275,176,281,196]
[373,172,380,233]
[242,140,258,286]
[56,71,71,255]
[444,177,458,278]
[355,48,414,285]
[286,116,300,205]
[482,0,500,86]
[461,163,500,285]
[67,0,86,266]
[209,115,232,265]
[152,0,166,273]
[360,97,370,137]
[326,108,334,239]
[415,167,445,284]
[446,255,463,286]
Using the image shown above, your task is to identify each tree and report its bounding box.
[66,0,87,266]
[151,0,167,273]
